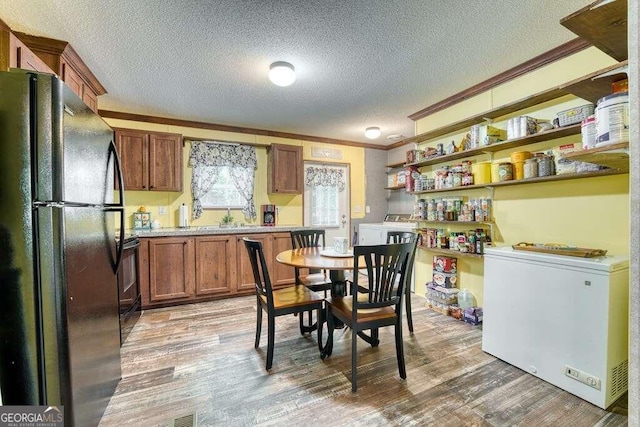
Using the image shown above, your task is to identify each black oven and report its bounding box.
[117,236,141,345]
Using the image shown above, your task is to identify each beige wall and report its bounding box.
[105,118,368,229]
[412,48,629,304]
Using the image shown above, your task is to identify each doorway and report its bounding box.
[303,162,350,246]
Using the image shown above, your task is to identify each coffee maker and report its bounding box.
[261,204,276,226]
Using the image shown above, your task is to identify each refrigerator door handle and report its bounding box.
[105,139,125,208]
[105,206,125,273]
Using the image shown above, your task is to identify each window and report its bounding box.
[310,185,339,226]
[188,141,257,220]
[199,166,245,208]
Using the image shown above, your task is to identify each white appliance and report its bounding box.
[482,246,629,409]
[358,214,418,291]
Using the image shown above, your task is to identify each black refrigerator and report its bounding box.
[0,71,125,426]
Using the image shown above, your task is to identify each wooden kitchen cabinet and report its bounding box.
[235,232,297,294]
[270,232,296,288]
[236,233,273,293]
[195,235,237,297]
[146,237,195,304]
[139,231,298,308]
[13,32,107,112]
[267,144,303,194]
[115,129,183,192]
[0,30,54,73]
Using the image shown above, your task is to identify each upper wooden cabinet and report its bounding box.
[0,30,54,73]
[115,129,183,192]
[267,144,303,194]
[12,32,106,112]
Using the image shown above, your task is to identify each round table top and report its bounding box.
[276,247,356,270]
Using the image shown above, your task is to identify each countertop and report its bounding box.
[127,225,311,238]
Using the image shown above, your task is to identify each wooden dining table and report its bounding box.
[275,246,357,297]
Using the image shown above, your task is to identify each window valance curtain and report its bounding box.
[188,141,257,220]
[305,166,346,191]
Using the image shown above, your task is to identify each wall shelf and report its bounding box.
[560,0,628,61]
[410,169,627,195]
[415,220,492,226]
[563,142,629,171]
[386,161,405,169]
[405,124,581,168]
[385,185,406,190]
[396,61,626,148]
[418,246,484,259]
[561,61,628,104]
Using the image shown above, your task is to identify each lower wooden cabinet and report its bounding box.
[139,232,296,308]
[147,237,195,304]
[195,235,237,297]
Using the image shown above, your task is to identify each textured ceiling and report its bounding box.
[0,0,593,145]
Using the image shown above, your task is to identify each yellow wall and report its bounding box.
[105,118,366,229]
[412,48,629,305]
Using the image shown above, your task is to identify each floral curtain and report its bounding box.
[305,166,346,191]
[188,141,258,220]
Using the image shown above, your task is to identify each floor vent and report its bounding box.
[170,413,196,427]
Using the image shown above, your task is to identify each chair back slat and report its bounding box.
[243,238,274,307]
[352,241,416,316]
[290,229,326,249]
[290,229,326,279]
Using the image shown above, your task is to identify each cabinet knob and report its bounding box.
[142,185,147,189]
[149,185,154,189]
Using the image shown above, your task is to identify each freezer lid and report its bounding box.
[483,246,629,272]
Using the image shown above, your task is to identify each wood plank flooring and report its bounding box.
[99,295,628,426]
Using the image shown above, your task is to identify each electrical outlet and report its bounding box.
[565,365,601,390]
[158,206,168,215]
[365,205,371,213]
[354,205,361,213]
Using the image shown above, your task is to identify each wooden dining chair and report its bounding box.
[290,229,332,333]
[290,229,332,293]
[322,240,417,392]
[243,238,324,370]
[386,231,419,333]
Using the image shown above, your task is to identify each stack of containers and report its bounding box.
[426,256,459,315]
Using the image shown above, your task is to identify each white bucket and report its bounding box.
[595,92,629,147]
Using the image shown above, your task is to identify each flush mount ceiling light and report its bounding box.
[269,61,296,87]
[364,127,381,139]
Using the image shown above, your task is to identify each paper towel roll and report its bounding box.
[179,204,189,228]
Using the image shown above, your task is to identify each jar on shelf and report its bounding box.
[538,154,554,177]
[498,162,513,181]
[524,158,539,179]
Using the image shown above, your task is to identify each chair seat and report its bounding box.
[300,272,331,287]
[260,285,323,310]
[326,295,397,322]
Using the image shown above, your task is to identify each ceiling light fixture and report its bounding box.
[364,127,381,139]
[269,61,296,86]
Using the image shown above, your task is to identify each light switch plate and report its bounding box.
[158,206,168,215]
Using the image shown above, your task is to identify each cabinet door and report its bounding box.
[271,232,296,288]
[115,129,149,190]
[268,144,303,194]
[7,33,53,72]
[149,133,182,192]
[195,235,237,297]
[61,61,84,99]
[148,237,194,303]
[82,87,98,113]
[236,234,273,293]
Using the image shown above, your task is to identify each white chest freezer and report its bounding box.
[482,246,629,409]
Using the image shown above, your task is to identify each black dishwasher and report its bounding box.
[117,236,141,345]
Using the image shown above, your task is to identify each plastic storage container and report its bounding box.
[596,92,629,147]
[458,288,477,310]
